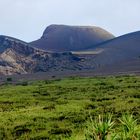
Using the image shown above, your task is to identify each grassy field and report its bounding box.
[0,75,140,139]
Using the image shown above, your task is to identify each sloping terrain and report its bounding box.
[0,27,140,76]
[31,24,115,52]
[70,31,140,72]
[86,31,140,66]
[0,76,140,139]
[0,36,83,75]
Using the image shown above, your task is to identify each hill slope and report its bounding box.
[83,31,140,67]
[30,24,115,52]
[0,30,140,76]
[0,36,82,75]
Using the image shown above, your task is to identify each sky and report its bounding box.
[0,0,140,42]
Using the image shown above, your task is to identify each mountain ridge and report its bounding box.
[86,31,140,66]
[0,25,140,76]
[31,24,115,52]
[0,36,83,75]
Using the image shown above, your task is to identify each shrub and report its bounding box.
[85,114,140,140]
[21,81,28,86]
[6,77,12,82]
[85,114,115,140]
[118,114,140,140]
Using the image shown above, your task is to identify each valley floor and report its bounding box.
[0,75,140,139]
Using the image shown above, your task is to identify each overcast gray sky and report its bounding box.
[0,0,140,42]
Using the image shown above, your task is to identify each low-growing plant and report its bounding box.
[0,75,139,139]
[85,114,115,140]
[6,77,12,82]
[20,81,28,86]
[117,114,140,140]
[85,114,140,140]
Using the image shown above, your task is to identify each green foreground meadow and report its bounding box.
[0,75,140,139]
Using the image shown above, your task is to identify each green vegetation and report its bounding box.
[0,75,140,139]
[85,114,140,140]
[85,114,115,140]
[6,77,12,82]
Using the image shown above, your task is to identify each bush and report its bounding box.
[6,77,12,82]
[85,114,115,140]
[118,114,140,139]
[21,81,28,86]
[85,114,140,140]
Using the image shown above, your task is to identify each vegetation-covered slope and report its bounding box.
[0,75,140,139]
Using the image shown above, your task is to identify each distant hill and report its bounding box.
[86,31,140,67]
[0,26,140,76]
[0,36,83,75]
[30,24,115,52]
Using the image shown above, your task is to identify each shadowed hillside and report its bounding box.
[83,31,140,67]
[0,27,140,76]
[0,36,82,75]
[31,24,115,52]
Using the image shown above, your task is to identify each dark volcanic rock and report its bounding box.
[0,29,140,76]
[87,31,140,67]
[30,24,115,52]
[0,36,83,75]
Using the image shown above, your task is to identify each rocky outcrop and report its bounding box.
[0,28,140,76]
[0,36,82,75]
